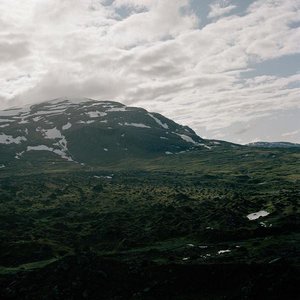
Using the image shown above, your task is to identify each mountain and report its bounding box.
[0,97,219,168]
[247,141,300,148]
[0,98,299,299]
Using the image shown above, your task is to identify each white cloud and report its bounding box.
[112,0,154,9]
[107,0,197,47]
[282,129,300,137]
[208,1,237,19]
[0,0,299,143]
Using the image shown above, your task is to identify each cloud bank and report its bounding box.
[0,0,300,143]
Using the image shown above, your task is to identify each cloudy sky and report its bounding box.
[1,0,300,144]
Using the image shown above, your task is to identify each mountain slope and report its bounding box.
[0,99,299,300]
[0,97,215,166]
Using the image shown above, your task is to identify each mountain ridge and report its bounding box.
[0,97,220,168]
[247,141,300,148]
[1,97,298,172]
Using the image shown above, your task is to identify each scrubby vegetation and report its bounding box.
[0,146,299,299]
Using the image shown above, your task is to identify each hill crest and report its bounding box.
[0,97,215,167]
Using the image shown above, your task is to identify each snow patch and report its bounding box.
[32,116,43,122]
[77,120,95,124]
[19,119,29,124]
[94,175,113,179]
[53,149,73,161]
[43,127,63,139]
[38,127,73,161]
[27,145,53,151]
[199,143,212,150]
[106,107,127,112]
[175,133,210,149]
[86,111,107,118]
[0,119,14,123]
[62,122,72,130]
[176,134,199,145]
[247,210,270,220]
[0,134,27,144]
[124,122,151,128]
[26,145,73,162]
[15,151,24,159]
[148,113,169,129]
[198,245,208,249]
[218,250,231,255]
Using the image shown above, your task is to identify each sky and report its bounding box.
[0,0,299,144]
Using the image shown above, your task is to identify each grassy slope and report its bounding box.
[0,146,299,299]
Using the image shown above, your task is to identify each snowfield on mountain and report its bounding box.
[0,98,219,166]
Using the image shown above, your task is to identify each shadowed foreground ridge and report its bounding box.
[1,253,299,300]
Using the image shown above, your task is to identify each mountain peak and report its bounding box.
[0,98,215,168]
